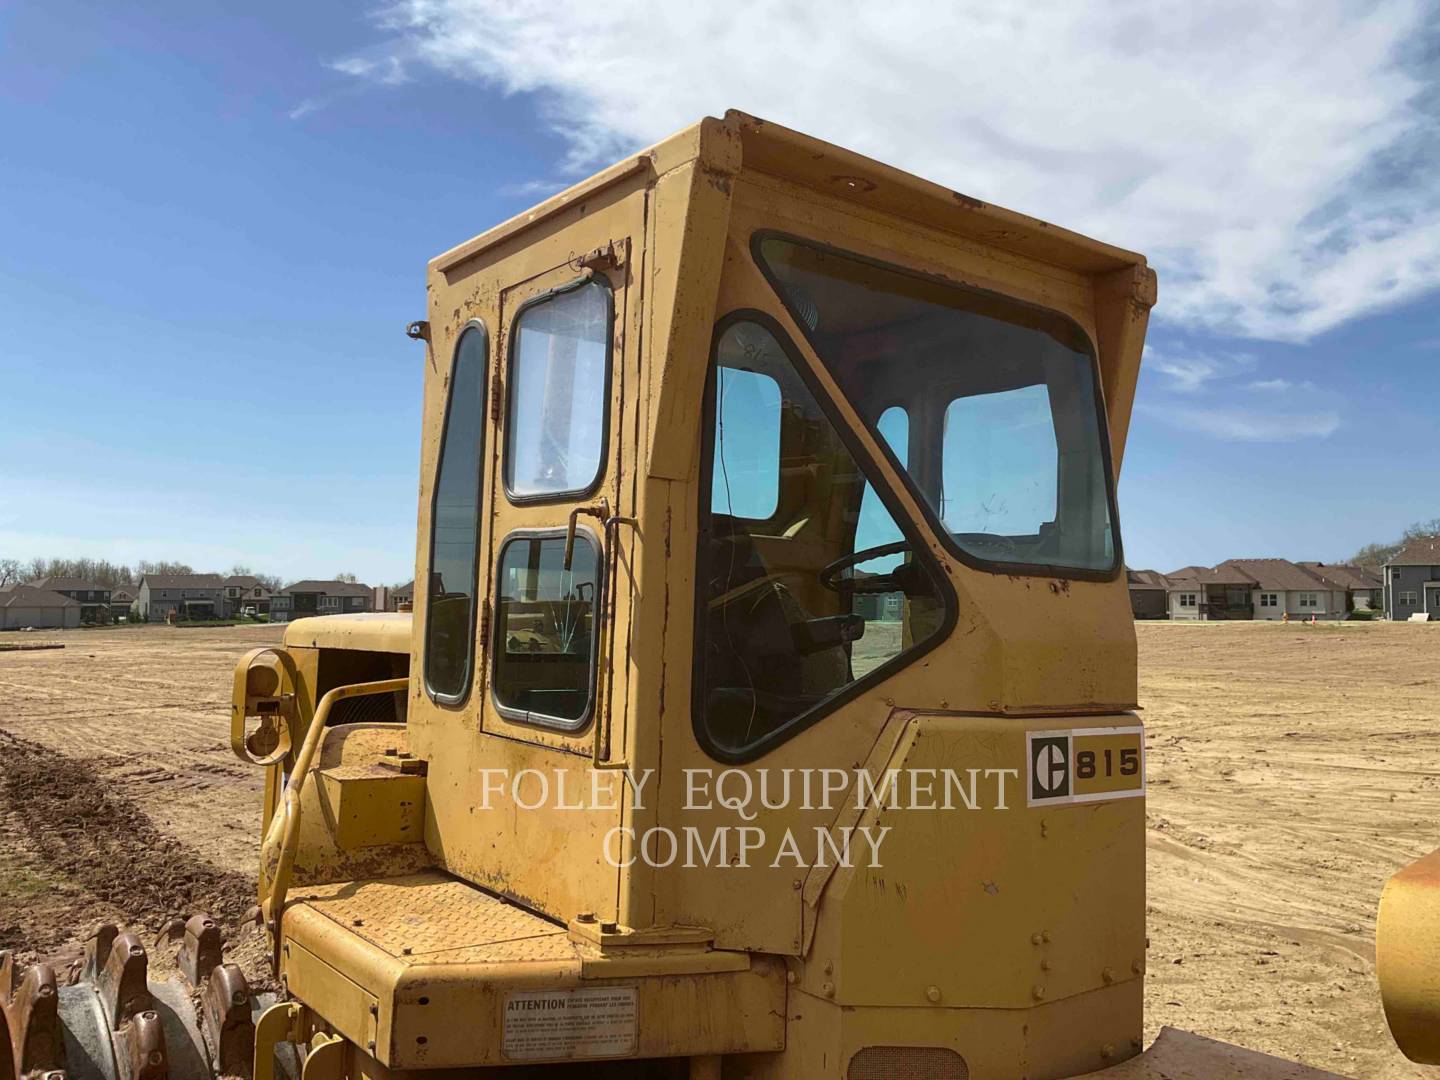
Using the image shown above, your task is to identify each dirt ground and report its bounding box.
[1,619,1437,1078]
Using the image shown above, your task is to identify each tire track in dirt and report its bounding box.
[0,731,255,958]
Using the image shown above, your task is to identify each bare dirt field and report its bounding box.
[1140,621,1440,1079]
[1,619,1437,1077]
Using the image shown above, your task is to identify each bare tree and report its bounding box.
[0,558,22,588]
[1353,516,1440,570]
[335,572,359,583]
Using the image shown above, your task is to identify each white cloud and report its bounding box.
[1140,405,1341,442]
[1149,353,1221,392]
[337,0,1439,343]
[1248,378,1291,391]
[499,178,567,198]
[329,54,410,86]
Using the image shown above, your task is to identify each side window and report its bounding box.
[505,279,612,501]
[424,323,488,703]
[697,318,948,761]
[941,385,1058,538]
[853,406,911,677]
[712,367,781,520]
[493,533,600,729]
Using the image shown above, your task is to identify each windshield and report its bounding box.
[755,236,1119,575]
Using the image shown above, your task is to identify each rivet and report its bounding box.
[1102,1044,1115,1059]
[792,880,802,891]
[148,1051,164,1066]
[925,986,942,1003]
[1041,931,1052,943]
[1032,985,1045,1001]
[786,970,797,985]
[1102,967,1115,984]
[823,960,834,975]
[821,982,835,998]
[1040,959,1051,971]
[1031,932,1043,946]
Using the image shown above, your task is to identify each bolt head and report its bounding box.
[925,986,942,1003]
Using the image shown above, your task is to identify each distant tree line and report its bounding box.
[1352,517,1440,570]
[0,557,282,592]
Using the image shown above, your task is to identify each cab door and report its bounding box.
[480,242,632,756]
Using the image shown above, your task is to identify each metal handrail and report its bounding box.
[260,678,409,940]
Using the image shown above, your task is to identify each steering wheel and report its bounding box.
[819,540,913,593]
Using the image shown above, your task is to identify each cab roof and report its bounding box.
[433,110,1148,279]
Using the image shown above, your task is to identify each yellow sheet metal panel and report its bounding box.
[283,613,413,655]
[745,981,1141,1080]
[282,941,379,1053]
[282,874,785,1069]
[801,714,1145,1010]
[1378,846,1440,1064]
[317,765,425,850]
[289,725,433,889]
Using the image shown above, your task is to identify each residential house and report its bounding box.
[1127,569,1169,619]
[109,584,140,621]
[1298,562,1383,613]
[1165,564,1257,620]
[1217,559,1347,621]
[138,573,226,621]
[26,577,111,623]
[1383,535,1440,621]
[272,580,373,622]
[0,585,82,630]
[375,581,415,612]
[224,575,273,617]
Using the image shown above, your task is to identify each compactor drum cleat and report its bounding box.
[0,917,274,1080]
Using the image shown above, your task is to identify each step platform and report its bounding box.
[279,872,785,1070]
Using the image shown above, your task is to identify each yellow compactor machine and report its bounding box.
[4,113,1357,1080]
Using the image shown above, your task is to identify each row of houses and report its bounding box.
[1127,537,1440,621]
[0,575,418,630]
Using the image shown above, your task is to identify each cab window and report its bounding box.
[505,278,611,501]
[696,317,949,760]
[756,235,1118,575]
[424,323,487,703]
[492,533,600,729]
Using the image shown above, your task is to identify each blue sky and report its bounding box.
[1,1,1436,584]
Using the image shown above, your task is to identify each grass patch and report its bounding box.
[0,867,54,902]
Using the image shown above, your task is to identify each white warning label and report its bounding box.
[502,986,638,1061]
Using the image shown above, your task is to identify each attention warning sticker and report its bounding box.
[1026,725,1145,807]
[502,986,639,1061]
